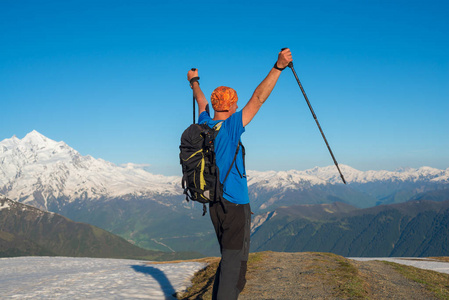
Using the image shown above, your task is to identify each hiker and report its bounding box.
[186,48,293,300]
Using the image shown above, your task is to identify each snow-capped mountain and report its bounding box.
[1,131,448,212]
[0,130,180,210]
[247,164,449,191]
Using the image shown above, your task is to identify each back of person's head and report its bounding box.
[211,86,238,112]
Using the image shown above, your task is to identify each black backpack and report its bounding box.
[179,122,242,215]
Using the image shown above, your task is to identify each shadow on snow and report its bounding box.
[131,264,177,299]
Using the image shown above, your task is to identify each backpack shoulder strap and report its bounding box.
[223,142,241,184]
[212,121,223,132]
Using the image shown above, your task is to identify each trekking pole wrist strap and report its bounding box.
[273,62,286,71]
[189,77,200,88]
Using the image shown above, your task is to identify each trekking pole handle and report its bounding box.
[281,48,294,68]
[189,68,199,124]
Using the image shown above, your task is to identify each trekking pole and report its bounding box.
[193,93,196,124]
[191,68,197,124]
[284,53,347,184]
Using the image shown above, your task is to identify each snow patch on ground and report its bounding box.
[0,256,205,299]
[349,257,449,274]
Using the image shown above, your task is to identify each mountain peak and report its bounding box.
[22,130,49,144]
[28,129,41,135]
[0,135,20,151]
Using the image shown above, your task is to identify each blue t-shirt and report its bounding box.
[198,110,249,204]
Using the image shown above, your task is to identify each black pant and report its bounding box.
[209,199,251,300]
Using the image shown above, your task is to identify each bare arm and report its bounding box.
[242,48,292,127]
[187,69,209,116]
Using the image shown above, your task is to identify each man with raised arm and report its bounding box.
[187,48,293,300]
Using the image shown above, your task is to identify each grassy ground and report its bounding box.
[319,252,369,299]
[384,261,449,299]
[176,253,449,300]
[430,257,449,263]
[177,252,370,299]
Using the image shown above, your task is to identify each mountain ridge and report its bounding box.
[250,199,449,257]
[0,196,200,260]
[2,130,448,211]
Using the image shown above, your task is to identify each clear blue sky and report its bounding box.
[1,0,448,175]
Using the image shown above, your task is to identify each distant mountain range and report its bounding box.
[2,131,448,211]
[0,197,200,260]
[1,131,448,257]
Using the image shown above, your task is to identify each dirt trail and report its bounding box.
[240,252,435,300]
[240,252,341,299]
[179,252,444,299]
[353,260,435,299]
